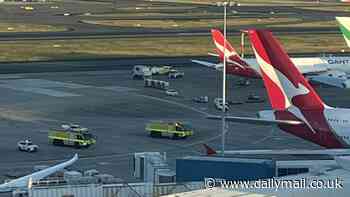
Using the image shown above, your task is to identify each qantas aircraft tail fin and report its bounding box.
[248,29,325,111]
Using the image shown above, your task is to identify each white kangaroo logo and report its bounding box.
[254,47,316,133]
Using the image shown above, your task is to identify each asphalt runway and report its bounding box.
[1,57,349,188]
[0,27,341,41]
[0,0,346,41]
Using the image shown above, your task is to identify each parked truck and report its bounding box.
[146,121,193,139]
[48,124,96,148]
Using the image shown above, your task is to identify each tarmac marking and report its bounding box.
[0,85,81,97]
[0,152,133,169]
[250,135,274,145]
[0,79,139,97]
[0,108,48,122]
[38,130,49,134]
[0,79,89,97]
[135,94,209,116]
[0,75,23,79]
[249,126,277,145]
[98,162,111,166]
[0,79,91,89]
[101,86,138,92]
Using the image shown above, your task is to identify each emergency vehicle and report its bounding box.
[146,121,193,139]
[48,124,96,148]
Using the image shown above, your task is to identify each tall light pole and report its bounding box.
[221,1,228,156]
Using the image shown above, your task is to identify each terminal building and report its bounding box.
[6,152,348,197]
[164,165,350,197]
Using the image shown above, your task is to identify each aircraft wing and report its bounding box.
[221,149,350,156]
[0,154,78,192]
[203,144,350,156]
[207,115,303,126]
[191,60,223,70]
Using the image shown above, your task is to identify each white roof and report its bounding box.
[162,188,269,197]
[276,160,337,168]
[286,168,350,181]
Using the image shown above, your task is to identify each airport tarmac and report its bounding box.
[2,57,349,188]
[0,1,349,197]
[0,0,347,41]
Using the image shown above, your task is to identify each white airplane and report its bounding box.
[0,154,78,192]
[208,29,350,155]
[193,28,350,88]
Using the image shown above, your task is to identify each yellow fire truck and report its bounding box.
[146,121,193,139]
[48,124,96,148]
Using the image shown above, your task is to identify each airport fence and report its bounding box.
[103,182,204,197]
[27,182,204,197]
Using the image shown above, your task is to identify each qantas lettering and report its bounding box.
[327,118,350,124]
[327,59,350,65]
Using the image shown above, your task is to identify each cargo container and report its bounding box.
[176,156,275,182]
[144,79,169,90]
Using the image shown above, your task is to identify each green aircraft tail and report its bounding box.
[336,17,350,47]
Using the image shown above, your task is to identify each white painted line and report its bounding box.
[136,93,209,116]
[101,86,138,92]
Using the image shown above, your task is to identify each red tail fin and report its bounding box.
[211,29,237,59]
[203,144,217,156]
[211,29,261,78]
[248,30,324,111]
